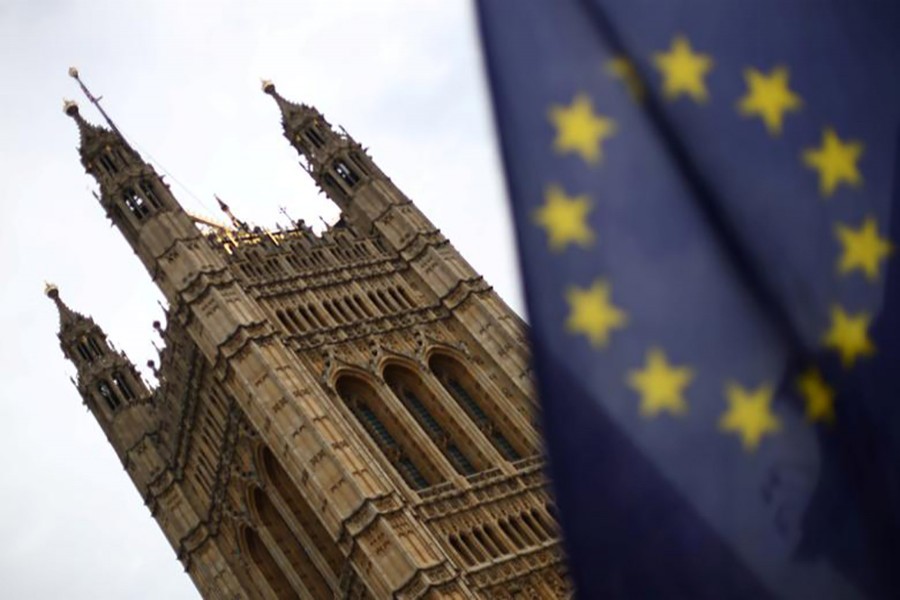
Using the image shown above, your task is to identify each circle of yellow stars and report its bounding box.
[540,33,890,453]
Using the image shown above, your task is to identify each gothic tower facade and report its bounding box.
[50,80,569,599]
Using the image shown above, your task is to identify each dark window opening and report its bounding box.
[123,188,151,220]
[98,153,118,175]
[76,343,92,362]
[98,381,121,412]
[86,337,102,356]
[336,377,435,490]
[431,356,522,461]
[139,181,162,209]
[113,372,135,401]
[333,160,360,187]
[322,174,341,195]
[305,126,326,148]
[349,151,369,175]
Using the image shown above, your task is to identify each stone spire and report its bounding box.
[45,282,88,333]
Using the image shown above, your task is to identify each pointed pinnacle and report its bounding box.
[44,282,84,330]
[62,98,109,152]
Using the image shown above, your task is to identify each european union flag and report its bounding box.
[476,2,900,598]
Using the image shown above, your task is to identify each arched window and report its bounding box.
[97,381,121,412]
[251,487,332,598]
[484,524,510,554]
[383,365,481,476]
[521,511,549,542]
[112,372,135,401]
[335,376,440,490]
[122,188,151,220]
[448,535,473,566]
[297,306,318,329]
[460,532,486,564]
[308,305,328,328]
[86,337,102,356]
[499,519,527,548]
[275,309,293,333]
[241,526,297,599]
[341,297,363,321]
[352,295,373,319]
[97,152,118,176]
[473,528,498,558]
[138,180,162,209]
[76,343,92,362]
[322,300,342,324]
[349,151,369,175]
[260,447,343,578]
[367,290,389,313]
[333,159,360,187]
[377,290,397,312]
[304,125,326,149]
[388,287,408,309]
[429,355,523,461]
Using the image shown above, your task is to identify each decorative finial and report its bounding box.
[44,281,59,299]
[62,99,79,117]
[261,79,276,94]
[68,67,123,139]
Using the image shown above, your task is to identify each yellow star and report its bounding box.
[565,280,627,348]
[736,66,803,136]
[627,348,694,417]
[719,382,781,451]
[653,35,714,103]
[606,56,644,101]
[533,185,595,251]
[795,368,836,424]
[548,94,617,164]
[823,305,875,368]
[802,128,864,197]
[835,217,893,281]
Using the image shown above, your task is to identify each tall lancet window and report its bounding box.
[241,527,296,600]
[384,365,482,476]
[97,380,121,412]
[335,376,440,490]
[112,372,135,401]
[122,188,151,220]
[429,354,525,461]
[138,180,162,209]
[304,124,326,149]
[333,159,360,187]
[97,152,118,176]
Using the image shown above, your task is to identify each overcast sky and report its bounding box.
[0,2,520,597]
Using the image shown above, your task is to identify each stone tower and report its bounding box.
[51,80,569,599]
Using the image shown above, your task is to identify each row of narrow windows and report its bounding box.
[95,371,136,413]
[95,149,167,224]
[336,355,526,491]
[238,238,387,281]
[74,335,103,363]
[95,147,130,177]
[448,509,556,567]
[274,285,416,335]
[322,154,368,194]
[122,180,163,221]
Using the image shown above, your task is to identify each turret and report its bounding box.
[262,81,389,225]
[47,283,156,454]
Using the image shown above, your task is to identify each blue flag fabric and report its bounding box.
[476,2,900,598]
